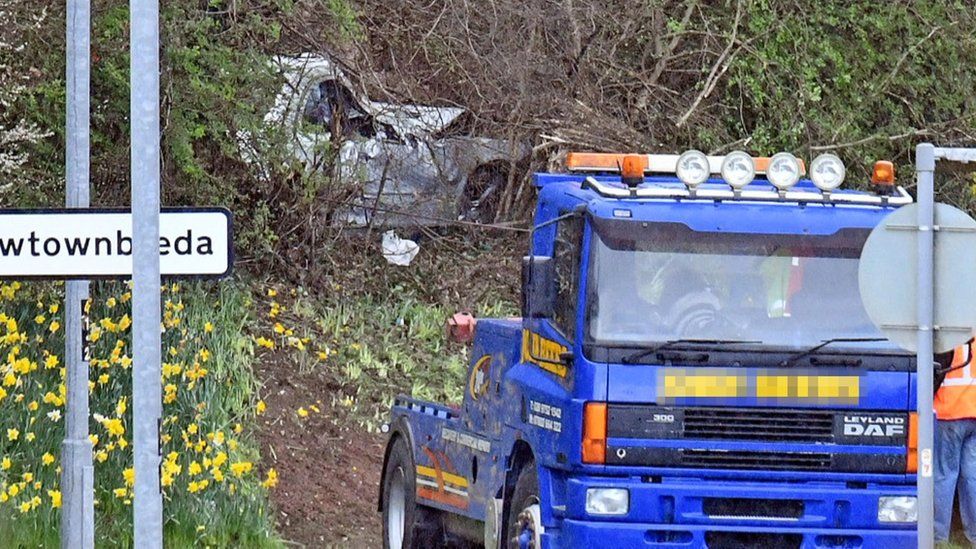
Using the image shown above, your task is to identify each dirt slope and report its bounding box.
[256,351,385,548]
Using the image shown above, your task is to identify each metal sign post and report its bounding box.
[915,143,936,549]
[130,0,163,545]
[62,0,95,547]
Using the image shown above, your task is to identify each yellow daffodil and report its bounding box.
[261,468,278,489]
[101,418,124,437]
[229,461,252,477]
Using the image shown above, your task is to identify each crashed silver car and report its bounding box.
[254,54,527,227]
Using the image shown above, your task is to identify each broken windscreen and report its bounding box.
[585,218,893,351]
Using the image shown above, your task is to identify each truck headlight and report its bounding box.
[878,496,917,523]
[585,488,629,516]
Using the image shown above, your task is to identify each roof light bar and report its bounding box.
[581,176,912,206]
[566,152,807,176]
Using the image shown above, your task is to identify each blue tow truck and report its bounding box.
[378,150,921,548]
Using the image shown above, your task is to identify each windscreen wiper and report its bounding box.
[779,337,886,368]
[621,339,762,364]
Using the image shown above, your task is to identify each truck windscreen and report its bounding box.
[585,218,890,351]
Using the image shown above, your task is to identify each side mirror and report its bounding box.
[522,255,556,318]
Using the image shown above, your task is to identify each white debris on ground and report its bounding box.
[381,230,419,266]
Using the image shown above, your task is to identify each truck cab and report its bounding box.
[379,150,920,549]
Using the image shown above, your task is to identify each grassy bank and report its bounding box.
[250,282,517,432]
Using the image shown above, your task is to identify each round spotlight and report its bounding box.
[676,150,710,189]
[720,151,756,190]
[767,152,802,190]
[810,153,846,191]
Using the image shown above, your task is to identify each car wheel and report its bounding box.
[459,164,507,224]
[382,436,443,549]
[506,459,542,549]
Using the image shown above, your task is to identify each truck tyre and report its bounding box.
[506,459,543,549]
[382,436,443,549]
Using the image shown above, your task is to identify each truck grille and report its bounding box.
[702,497,804,520]
[605,405,909,473]
[683,408,834,443]
[705,532,801,549]
[682,449,831,471]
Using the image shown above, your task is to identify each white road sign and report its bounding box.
[859,202,976,353]
[0,208,231,278]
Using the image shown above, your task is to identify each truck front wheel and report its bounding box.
[506,459,543,549]
[382,436,443,549]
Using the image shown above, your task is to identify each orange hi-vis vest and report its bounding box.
[935,340,976,420]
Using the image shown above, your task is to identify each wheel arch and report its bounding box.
[498,439,535,536]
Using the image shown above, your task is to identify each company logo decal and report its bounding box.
[468,355,492,400]
[521,330,568,377]
[843,415,905,437]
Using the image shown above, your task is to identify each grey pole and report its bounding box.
[130,0,163,545]
[62,1,95,548]
[916,142,936,549]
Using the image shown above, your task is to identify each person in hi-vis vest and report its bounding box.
[934,338,976,544]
